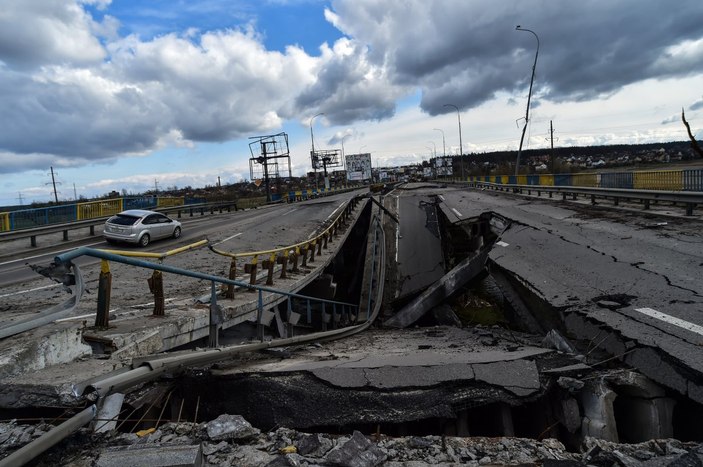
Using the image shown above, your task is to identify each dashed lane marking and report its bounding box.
[496,241,510,247]
[213,232,242,246]
[451,208,463,218]
[0,283,60,298]
[0,241,105,267]
[634,307,703,337]
[439,195,445,201]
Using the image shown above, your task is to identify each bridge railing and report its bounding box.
[209,196,364,295]
[467,168,703,191]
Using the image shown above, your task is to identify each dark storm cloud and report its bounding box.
[329,0,703,115]
[294,40,401,125]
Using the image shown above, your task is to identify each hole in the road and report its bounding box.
[591,294,637,310]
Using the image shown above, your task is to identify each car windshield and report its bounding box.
[108,214,140,226]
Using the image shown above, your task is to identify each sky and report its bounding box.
[1,0,702,206]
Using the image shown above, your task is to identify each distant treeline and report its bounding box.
[464,140,698,165]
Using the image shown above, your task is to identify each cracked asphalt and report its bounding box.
[435,184,703,404]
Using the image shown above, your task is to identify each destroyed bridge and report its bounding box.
[0,181,702,465]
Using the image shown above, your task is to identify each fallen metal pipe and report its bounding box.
[0,405,96,467]
[0,264,85,340]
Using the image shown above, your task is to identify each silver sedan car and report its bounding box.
[103,209,182,247]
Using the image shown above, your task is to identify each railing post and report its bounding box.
[264,253,275,286]
[644,199,651,210]
[316,239,322,256]
[257,290,265,341]
[287,297,294,337]
[278,251,288,279]
[208,281,220,348]
[291,248,300,272]
[301,245,308,268]
[309,242,316,263]
[322,302,327,331]
[148,270,165,316]
[224,257,236,299]
[96,260,112,328]
[245,256,258,287]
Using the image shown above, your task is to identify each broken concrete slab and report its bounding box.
[206,414,260,442]
[383,247,490,328]
[96,443,203,467]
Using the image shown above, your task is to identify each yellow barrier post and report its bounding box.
[292,247,300,272]
[245,256,258,287]
[96,260,112,327]
[264,253,276,286]
[278,250,289,279]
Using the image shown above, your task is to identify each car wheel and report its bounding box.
[139,234,150,247]
[172,226,181,239]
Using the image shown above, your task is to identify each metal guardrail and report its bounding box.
[0,201,238,247]
[209,196,364,294]
[469,181,703,216]
[0,194,384,467]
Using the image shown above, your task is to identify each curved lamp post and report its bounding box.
[443,104,464,180]
[515,25,540,176]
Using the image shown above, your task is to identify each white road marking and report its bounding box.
[451,208,463,218]
[281,208,298,216]
[0,283,60,298]
[496,241,510,247]
[439,195,445,201]
[0,241,105,267]
[213,232,242,246]
[634,307,703,337]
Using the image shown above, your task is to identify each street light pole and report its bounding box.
[443,104,464,180]
[341,134,350,172]
[433,128,446,158]
[310,112,324,189]
[427,141,437,158]
[515,25,540,177]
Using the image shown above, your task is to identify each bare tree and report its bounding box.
[682,108,703,158]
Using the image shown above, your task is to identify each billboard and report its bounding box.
[346,153,372,181]
[434,157,454,176]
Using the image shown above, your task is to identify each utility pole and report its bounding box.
[217,176,221,187]
[549,120,555,173]
[73,183,78,201]
[154,179,159,194]
[16,193,24,206]
[48,166,59,203]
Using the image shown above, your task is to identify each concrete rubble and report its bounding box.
[2,416,702,466]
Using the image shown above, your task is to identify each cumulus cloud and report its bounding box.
[0,0,111,69]
[691,98,703,111]
[1,0,703,179]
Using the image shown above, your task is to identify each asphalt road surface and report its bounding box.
[430,184,703,403]
[0,191,363,317]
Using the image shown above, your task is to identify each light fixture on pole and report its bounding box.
[515,25,540,177]
[443,104,464,180]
